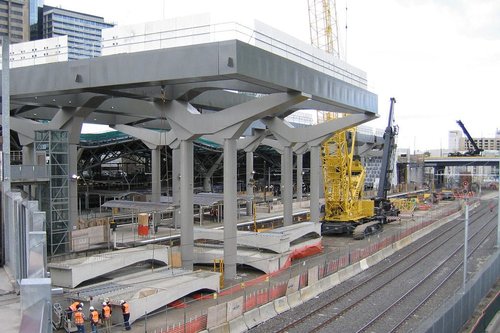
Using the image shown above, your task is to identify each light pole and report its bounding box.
[463,199,469,291]
[497,158,500,249]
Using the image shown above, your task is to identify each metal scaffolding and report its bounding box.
[35,130,70,256]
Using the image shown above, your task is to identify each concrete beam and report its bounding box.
[48,245,169,288]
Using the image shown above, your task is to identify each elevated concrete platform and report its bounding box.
[48,245,169,288]
[71,267,220,326]
[194,222,321,254]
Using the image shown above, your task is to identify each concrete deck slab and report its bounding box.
[48,245,170,288]
[194,246,289,274]
[194,222,321,254]
[70,267,220,326]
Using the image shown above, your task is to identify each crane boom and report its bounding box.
[456,120,482,155]
[377,98,398,199]
[308,0,340,58]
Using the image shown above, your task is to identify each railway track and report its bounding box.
[250,201,496,333]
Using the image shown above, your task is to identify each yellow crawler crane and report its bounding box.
[320,113,376,238]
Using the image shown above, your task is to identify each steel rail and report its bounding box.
[355,214,496,333]
[275,204,489,333]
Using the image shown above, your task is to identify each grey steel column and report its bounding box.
[246,151,254,216]
[68,144,78,230]
[280,154,285,200]
[151,148,161,203]
[310,145,321,223]
[224,138,237,280]
[2,36,10,192]
[180,140,193,270]
[151,147,161,231]
[283,146,293,226]
[296,153,303,202]
[2,37,10,268]
[172,147,180,229]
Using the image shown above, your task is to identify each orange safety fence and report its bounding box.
[164,314,207,333]
[289,241,323,260]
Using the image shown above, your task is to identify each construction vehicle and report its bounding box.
[321,98,400,239]
[448,120,483,157]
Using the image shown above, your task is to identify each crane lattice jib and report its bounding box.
[308,0,340,58]
[322,115,371,221]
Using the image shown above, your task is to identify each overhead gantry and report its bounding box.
[3,37,378,280]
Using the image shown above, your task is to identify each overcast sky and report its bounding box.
[45,0,500,152]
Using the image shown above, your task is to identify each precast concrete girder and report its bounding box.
[156,92,309,140]
[112,124,176,148]
[10,117,45,145]
[264,113,376,146]
[261,138,284,154]
[203,153,223,192]
[293,142,309,155]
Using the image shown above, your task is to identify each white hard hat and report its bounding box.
[89,306,94,311]
[120,300,125,304]
[102,302,107,306]
[80,303,84,308]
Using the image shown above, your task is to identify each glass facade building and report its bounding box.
[29,0,43,40]
[42,5,113,60]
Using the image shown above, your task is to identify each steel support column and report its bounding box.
[151,147,161,231]
[310,145,321,223]
[297,153,303,202]
[172,147,180,229]
[283,146,293,226]
[246,151,254,216]
[180,140,194,270]
[224,138,237,280]
[69,144,78,231]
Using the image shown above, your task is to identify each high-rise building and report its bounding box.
[0,0,27,43]
[42,5,113,60]
[28,0,43,40]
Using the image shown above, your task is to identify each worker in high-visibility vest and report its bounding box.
[101,302,112,333]
[73,307,86,333]
[120,300,131,330]
[67,301,83,320]
[89,306,99,333]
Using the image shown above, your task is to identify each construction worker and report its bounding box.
[101,301,112,333]
[67,301,83,320]
[120,300,131,330]
[74,307,86,333]
[89,306,99,333]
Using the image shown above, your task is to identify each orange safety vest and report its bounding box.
[74,311,84,325]
[122,302,130,314]
[103,305,111,318]
[69,301,80,312]
[90,310,99,324]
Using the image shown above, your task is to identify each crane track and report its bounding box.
[268,202,494,333]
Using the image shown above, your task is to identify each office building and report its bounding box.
[42,5,113,59]
[0,0,26,43]
[28,0,43,40]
